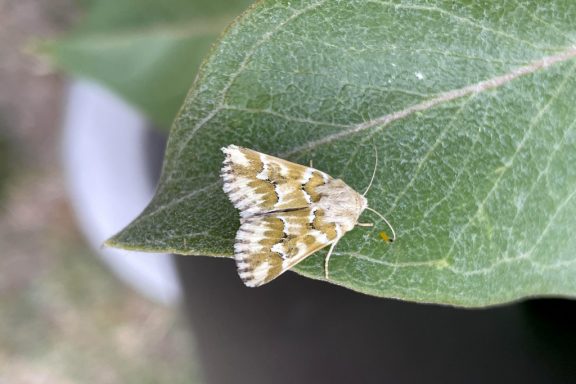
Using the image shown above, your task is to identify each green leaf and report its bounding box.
[44,0,254,127]
[108,0,576,307]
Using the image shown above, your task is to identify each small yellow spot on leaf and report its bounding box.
[379,231,392,242]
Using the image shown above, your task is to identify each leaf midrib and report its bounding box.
[285,47,576,156]
[144,47,576,227]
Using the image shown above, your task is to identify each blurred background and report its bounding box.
[0,0,202,382]
[2,1,576,383]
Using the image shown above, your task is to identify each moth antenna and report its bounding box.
[365,207,396,242]
[362,143,378,197]
[324,240,339,279]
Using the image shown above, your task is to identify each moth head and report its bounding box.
[356,188,368,212]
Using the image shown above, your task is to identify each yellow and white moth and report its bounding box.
[221,144,395,287]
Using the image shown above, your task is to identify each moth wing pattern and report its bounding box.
[221,144,369,287]
[221,145,331,217]
[235,207,339,287]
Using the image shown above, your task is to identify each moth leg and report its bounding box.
[357,222,373,227]
[324,240,340,280]
[309,159,313,168]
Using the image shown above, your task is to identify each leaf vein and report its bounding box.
[385,95,476,216]
[170,0,328,177]
[135,181,221,221]
[444,61,576,262]
[369,0,554,50]
[502,116,576,257]
[221,105,350,128]
[284,47,576,157]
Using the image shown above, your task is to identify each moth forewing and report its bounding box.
[221,144,371,287]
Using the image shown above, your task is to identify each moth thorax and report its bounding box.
[315,179,368,232]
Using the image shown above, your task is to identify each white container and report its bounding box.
[62,80,181,305]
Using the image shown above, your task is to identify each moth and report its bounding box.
[221,144,395,287]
